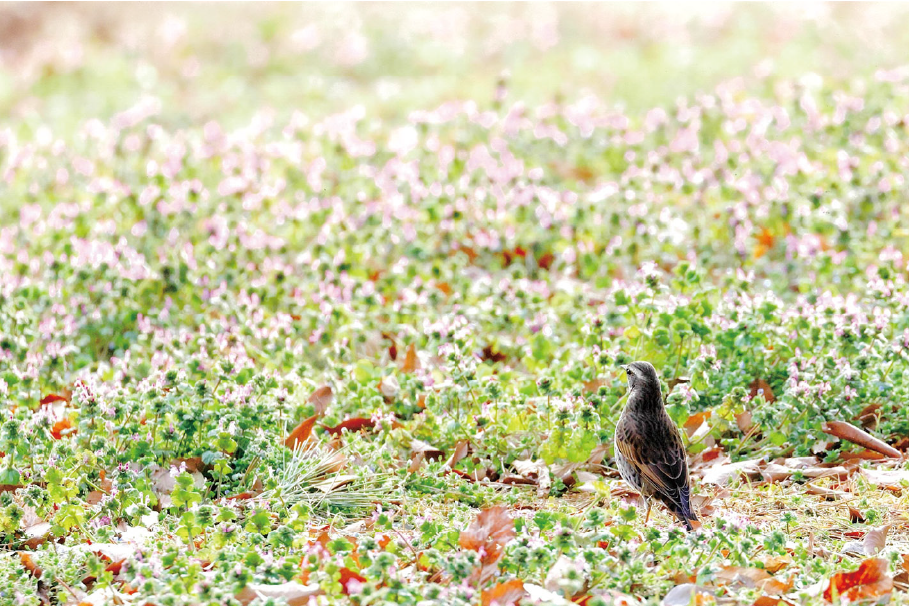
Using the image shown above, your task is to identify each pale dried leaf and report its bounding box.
[236,581,321,605]
[700,458,764,486]
[864,525,891,556]
[308,386,333,415]
[523,583,570,605]
[861,467,909,488]
[662,584,715,606]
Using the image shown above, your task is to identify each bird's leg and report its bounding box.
[643,498,652,524]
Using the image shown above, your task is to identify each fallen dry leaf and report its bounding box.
[523,583,569,605]
[823,557,892,603]
[749,378,775,403]
[822,421,902,459]
[459,506,515,551]
[683,411,711,439]
[762,555,792,574]
[236,581,321,605]
[841,449,888,461]
[856,403,882,430]
[324,417,377,435]
[805,484,848,500]
[339,568,367,595]
[481,345,507,364]
[481,579,525,606]
[446,440,469,469]
[308,386,333,415]
[19,552,42,578]
[662,583,715,606]
[284,414,318,449]
[583,378,606,393]
[546,555,586,595]
[400,344,420,373]
[863,525,891,556]
[736,410,755,434]
[700,458,764,486]
[51,417,75,440]
[714,566,770,589]
[861,466,909,489]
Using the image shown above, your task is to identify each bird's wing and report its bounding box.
[616,420,690,499]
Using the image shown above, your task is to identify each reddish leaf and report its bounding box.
[227,492,254,501]
[821,421,902,459]
[481,345,507,364]
[481,579,525,606]
[823,557,893,603]
[308,386,333,416]
[459,506,515,551]
[753,596,780,606]
[40,393,69,406]
[339,568,367,596]
[284,415,318,449]
[537,251,555,270]
[324,417,376,436]
[749,379,775,403]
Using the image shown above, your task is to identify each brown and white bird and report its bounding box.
[614,361,698,530]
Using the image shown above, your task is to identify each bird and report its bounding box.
[613,361,698,530]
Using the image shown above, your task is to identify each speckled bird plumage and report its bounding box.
[614,361,697,530]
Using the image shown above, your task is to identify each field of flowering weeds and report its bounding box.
[2,4,909,606]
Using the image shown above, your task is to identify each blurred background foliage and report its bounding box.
[2,2,909,136]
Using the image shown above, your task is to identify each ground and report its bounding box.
[1,4,909,606]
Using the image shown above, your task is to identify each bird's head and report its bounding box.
[620,361,660,393]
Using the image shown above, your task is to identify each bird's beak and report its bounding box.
[619,364,629,371]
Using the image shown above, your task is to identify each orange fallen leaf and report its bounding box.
[401,344,420,373]
[339,568,367,595]
[823,557,893,603]
[683,411,711,438]
[481,579,525,606]
[19,552,42,578]
[51,418,74,440]
[284,415,318,449]
[583,378,606,393]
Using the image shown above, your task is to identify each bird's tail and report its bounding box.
[670,488,699,531]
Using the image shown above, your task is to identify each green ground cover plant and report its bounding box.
[1,4,909,606]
